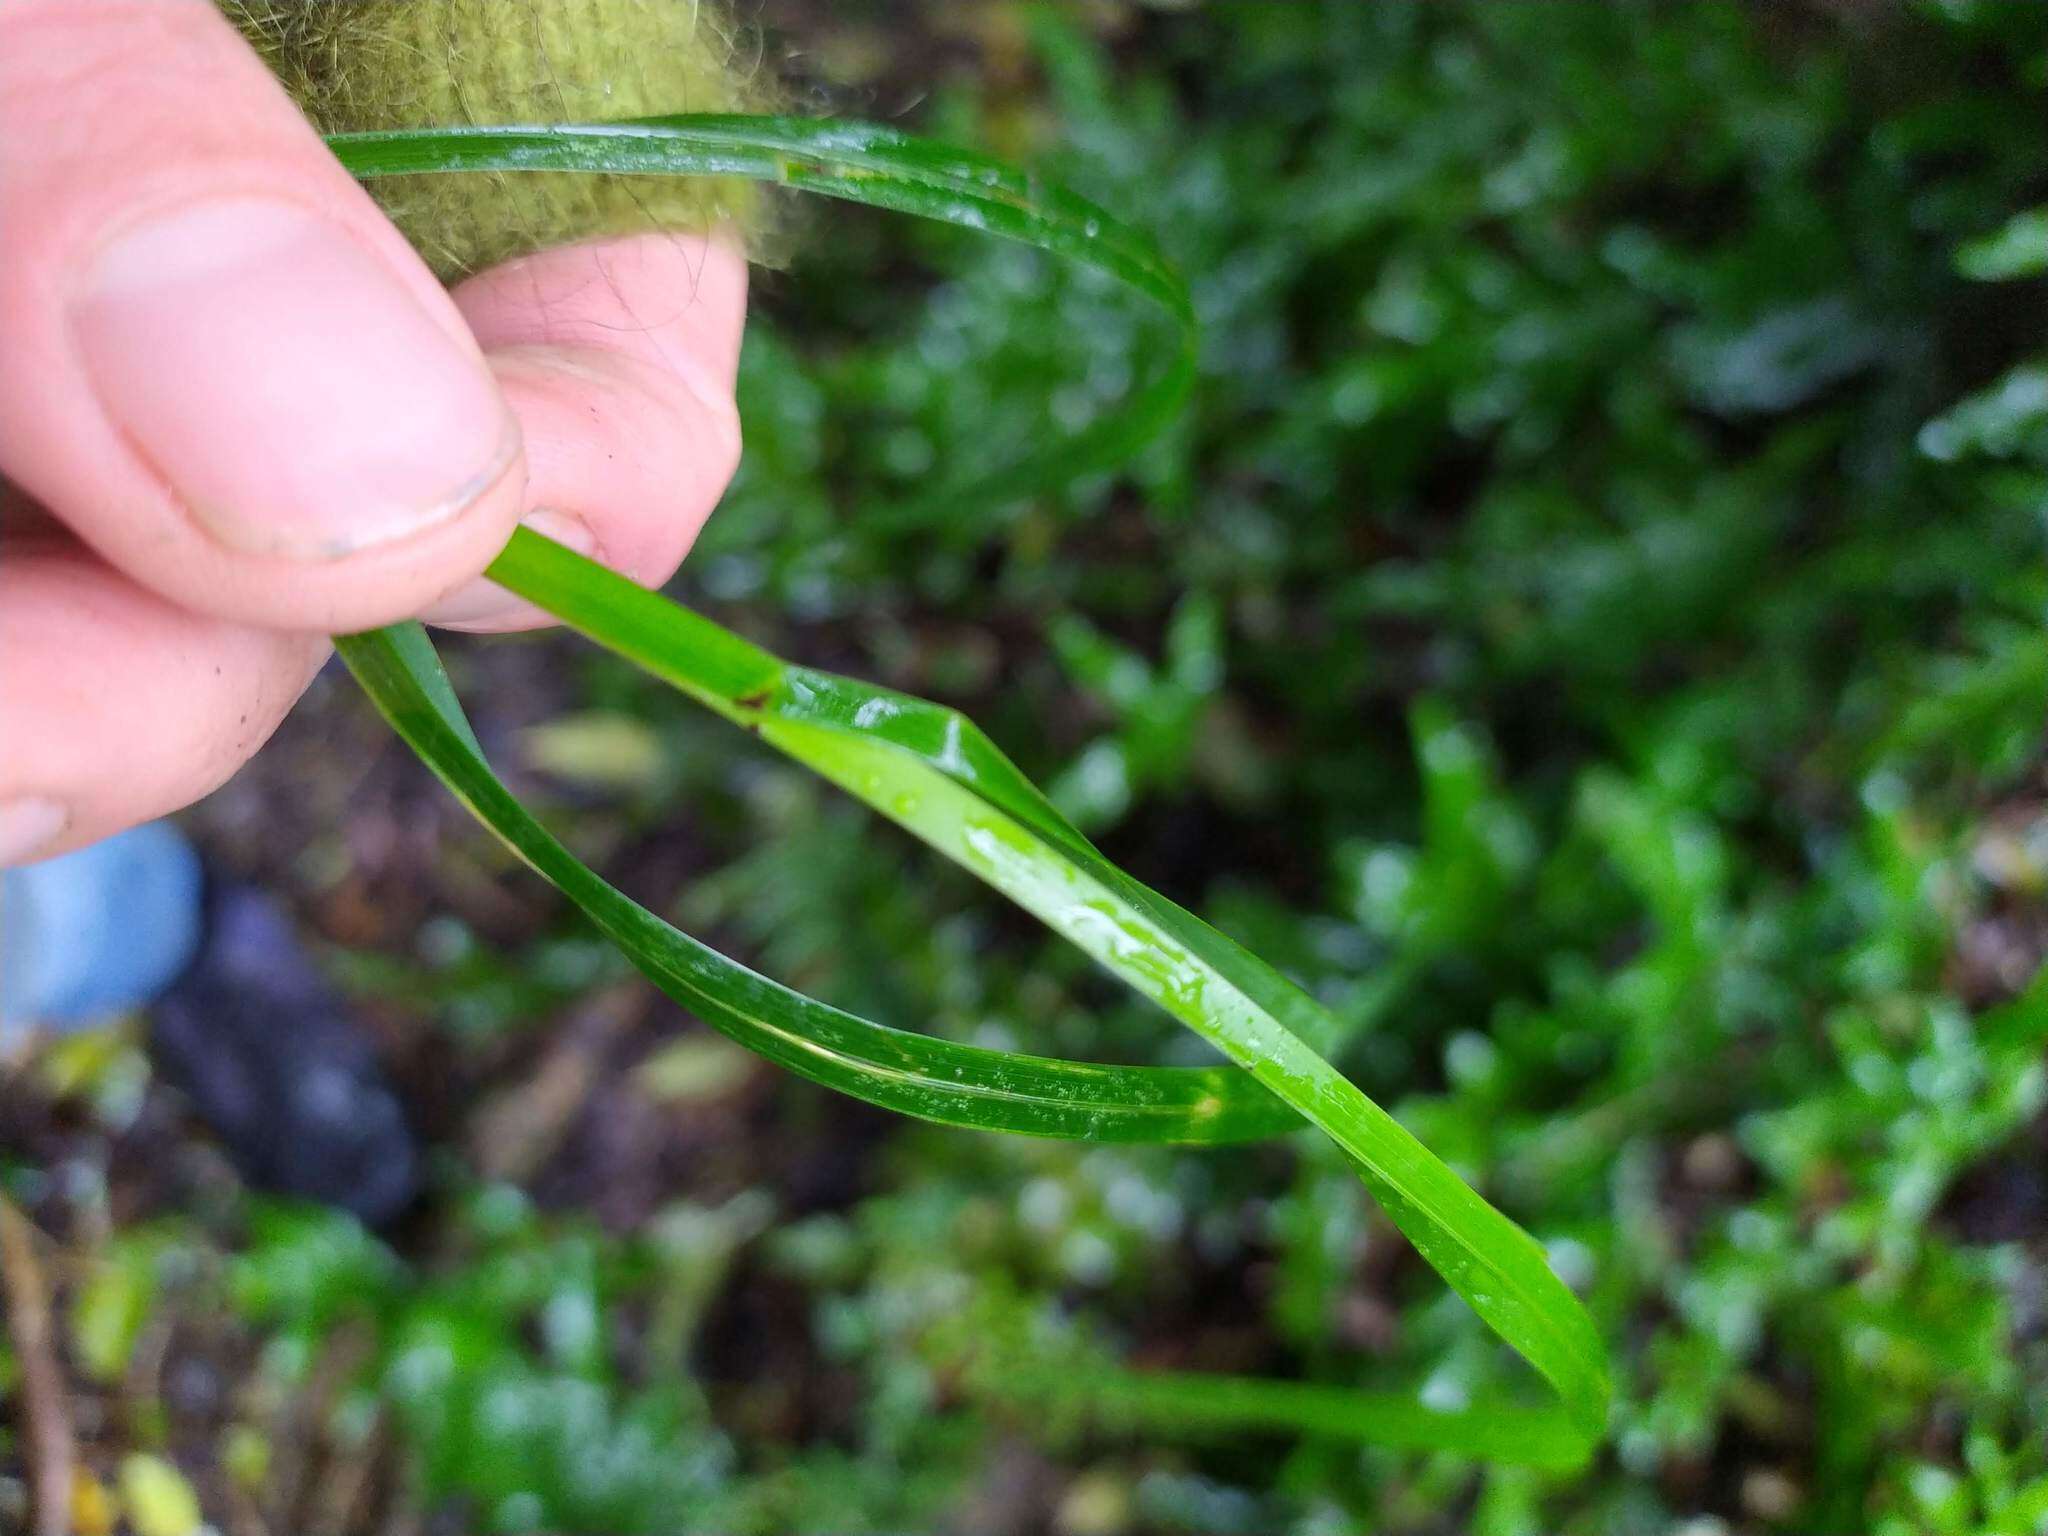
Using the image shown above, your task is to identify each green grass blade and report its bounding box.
[997,1367,1595,1471]
[325,116,1194,511]
[490,528,1612,1459]
[337,622,1298,1146]
[326,114,1611,1463]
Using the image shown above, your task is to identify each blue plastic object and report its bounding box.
[0,822,204,1031]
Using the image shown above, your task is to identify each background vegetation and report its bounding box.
[6,2,2048,1531]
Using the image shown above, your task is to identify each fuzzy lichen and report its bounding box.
[223,0,779,276]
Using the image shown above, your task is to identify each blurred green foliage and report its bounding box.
[11,2,2048,1531]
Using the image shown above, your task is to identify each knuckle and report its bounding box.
[698,388,743,487]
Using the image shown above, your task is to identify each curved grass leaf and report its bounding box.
[487,528,1611,1460]
[328,115,1610,1465]
[327,116,1194,509]
[338,623,1293,1145]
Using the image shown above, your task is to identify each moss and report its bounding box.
[224,0,779,276]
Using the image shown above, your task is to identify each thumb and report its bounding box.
[0,0,525,634]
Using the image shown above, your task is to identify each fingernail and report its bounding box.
[424,509,601,631]
[0,797,69,867]
[73,198,518,560]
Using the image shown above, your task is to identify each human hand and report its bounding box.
[0,0,747,865]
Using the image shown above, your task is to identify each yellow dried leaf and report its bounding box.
[117,1454,202,1536]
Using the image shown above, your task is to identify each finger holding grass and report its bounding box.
[0,0,755,862]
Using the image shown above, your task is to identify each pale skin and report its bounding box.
[0,0,748,865]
